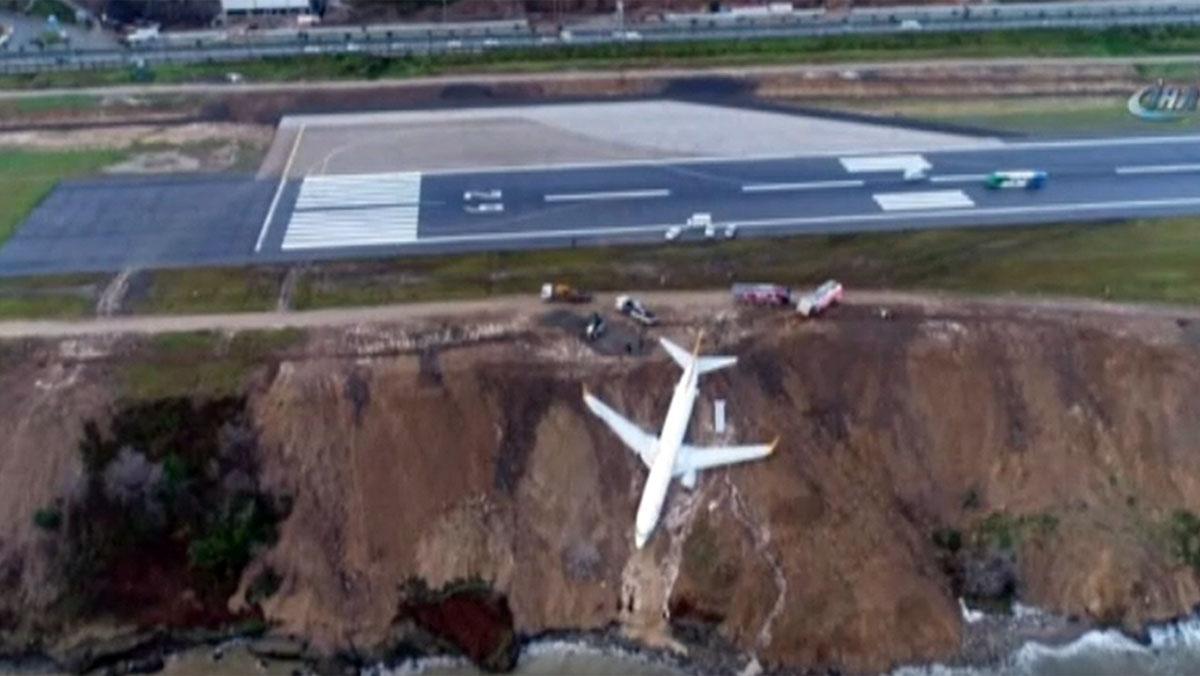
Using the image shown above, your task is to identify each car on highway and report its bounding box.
[665,225,684,241]
[465,203,505,214]
[985,170,1048,189]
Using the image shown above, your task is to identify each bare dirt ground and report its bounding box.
[0,122,274,174]
[3,288,1200,339]
[3,290,1200,674]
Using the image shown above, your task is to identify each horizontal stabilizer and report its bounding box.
[660,337,736,374]
[582,388,658,468]
[674,439,777,475]
[697,356,737,374]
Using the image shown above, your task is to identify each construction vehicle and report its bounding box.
[615,295,658,326]
[584,312,607,341]
[541,283,592,303]
[796,280,844,317]
[732,283,792,306]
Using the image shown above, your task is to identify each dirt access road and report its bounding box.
[1,54,1198,101]
[1,289,1198,339]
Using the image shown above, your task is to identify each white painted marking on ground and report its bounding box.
[741,180,863,193]
[930,174,989,184]
[281,171,423,250]
[840,154,930,174]
[256,124,305,253]
[544,188,670,203]
[873,190,975,211]
[283,207,420,250]
[295,172,423,210]
[364,196,1200,248]
[1115,164,1200,175]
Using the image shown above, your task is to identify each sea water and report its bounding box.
[894,612,1200,676]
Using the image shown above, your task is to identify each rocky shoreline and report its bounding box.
[0,606,1106,676]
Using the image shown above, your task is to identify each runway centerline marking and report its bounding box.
[1116,164,1200,175]
[741,180,864,193]
[930,174,989,184]
[873,190,975,211]
[544,188,670,203]
[256,123,306,253]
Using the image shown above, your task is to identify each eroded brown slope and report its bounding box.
[2,296,1200,673]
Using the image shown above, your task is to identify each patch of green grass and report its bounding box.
[0,149,123,247]
[27,0,75,22]
[824,95,1200,137]
[128,268,286,315]
[972,512,1059,551]
[4,25,1200,90]
[0,273,107,320]
[117,328,304,400]
[0,294,93,319]
[293,218,1200,310]
[8,94,101,114]
[1168,510,1200,571]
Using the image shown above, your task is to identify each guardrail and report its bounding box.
[4,2,1200,76]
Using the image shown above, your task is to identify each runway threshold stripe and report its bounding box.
[1115,164,1200,175]
[294,171,423,210]
[282,172,422,250]
[873,190,975,211]
[742,180,864,193]
[544,189,670,203]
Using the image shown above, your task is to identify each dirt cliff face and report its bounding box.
[2,298,1200,673]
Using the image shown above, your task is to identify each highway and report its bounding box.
[3,0,1200,75]
[2,134,1200,276]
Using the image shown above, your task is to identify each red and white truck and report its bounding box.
[795,280,844,317]
[732,283,793,307]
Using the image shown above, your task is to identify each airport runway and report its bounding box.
[3,135,1200,276]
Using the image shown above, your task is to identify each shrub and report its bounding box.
[33,507,61,531]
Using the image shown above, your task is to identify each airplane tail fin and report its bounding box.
[659,336,737,374]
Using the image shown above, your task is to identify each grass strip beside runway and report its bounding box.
[0,148,123,247]
[3,217,1200,320]
[290,217,1200,310]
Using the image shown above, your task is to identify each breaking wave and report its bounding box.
[370,637,687,675]
[894,610,1200,676]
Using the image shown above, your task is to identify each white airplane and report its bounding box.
[583,335,777,549]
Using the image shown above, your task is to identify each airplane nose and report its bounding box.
[635,532,648,549]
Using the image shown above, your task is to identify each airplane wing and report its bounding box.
[674,440,777,475]
[582,389,658,468]
[659,337,694,370]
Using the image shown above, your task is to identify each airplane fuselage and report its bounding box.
[634,362,699,548]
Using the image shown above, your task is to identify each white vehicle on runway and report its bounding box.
[986,170,1047,190]
[463,189,503,201]
[465,203,505,214]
